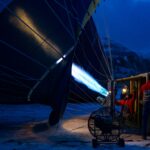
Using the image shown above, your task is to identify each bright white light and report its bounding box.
[55,54,66,64]
[56,58,63,64]
[71,63,109,97]
[122,88,127,94]
[63,54,66,58]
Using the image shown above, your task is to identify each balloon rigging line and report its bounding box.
[69,83,101,104]
[0,93,27,99]
[65,104,100,116]
[74,53,108,93]
[0,40,47,69]
[97,37,112,79]
[81,0,112,79]
[71,80,97,100]
[55,0,106,104]
[1,0,104,119]
[0,0,108,103]
[68,97,100,110]
[61,0,109,80]
[0,71,31,89]
[65,107,96,113]
[0,78,30,89]
[88,20,112,78]
[69,86,99,105]
[68,98,98,110]
[51,0,111,80]
[63,0,76,42]
[0,87,27,95]
[76,40,108,79]
[0,1,64,59]
[69,89,98,103]
[44,0,74,41]
[0,65,39,80]
[68,100,100,111]
[80,0,111,79]
[71,80,100,103]
[45,0,110,90]
[101,3,114,79]
[74,50,106,78]
[68,91,100,107]
[81,25,110,80]
[65,103,99,113]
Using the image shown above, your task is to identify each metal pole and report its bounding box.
[111,80,115,119]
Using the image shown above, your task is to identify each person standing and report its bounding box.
[140,79,150,140]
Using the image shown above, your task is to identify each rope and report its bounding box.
[97,36,113,79]
[79,0,111,79]
[68,1,111,79]
[0,71,31,89]
[55,0,107,77]
[48,0,110,80]
[0,40,47,69]
[0,87,27,95]
[74,43,107,78]
[52,1,101,105]
[0,0,107,106]
[0,1,64,59]
[71,80,97,102]
[0,78,29,89]
[79,33,110,80]
[63,0,76,42]
[44,0,74,41]
[101,2,114,79]
[88,20,113,78]
[70,88,99,102]
[0,64,39,81]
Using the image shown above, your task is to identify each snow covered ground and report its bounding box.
[0,103,150,150]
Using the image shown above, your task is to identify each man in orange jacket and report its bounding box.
[140,79,150,140]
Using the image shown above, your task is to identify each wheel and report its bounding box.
[88,108,110,137]
[92,139,98,148]
[117,138,125,147]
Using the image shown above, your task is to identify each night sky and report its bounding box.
[93,0,150,58]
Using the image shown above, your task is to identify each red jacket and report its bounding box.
[140,80,150,95]
[115,94,135,113]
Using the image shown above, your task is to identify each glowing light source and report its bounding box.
[71,63,108,97]
[55,54,66,64]
[122,88,127,94]
[56,57,63,64]
[121,85,128,94]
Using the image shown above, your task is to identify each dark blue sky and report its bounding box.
[93,0,150,58]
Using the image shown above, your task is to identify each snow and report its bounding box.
[0,103,150,150]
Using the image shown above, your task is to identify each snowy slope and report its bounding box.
[0,104,150,150]
[102,39,150,79]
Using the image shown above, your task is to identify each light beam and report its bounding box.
[71,63,108,97]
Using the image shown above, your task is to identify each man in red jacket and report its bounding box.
[115,93,135,117]
[140,78,150,140]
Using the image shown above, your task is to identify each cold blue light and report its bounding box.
[71,63,109,97]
